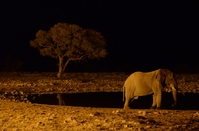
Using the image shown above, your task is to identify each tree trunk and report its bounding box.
[57,57,70,78]
[57,67,63,78]
[56,57,71,105]
[57,57,64,78]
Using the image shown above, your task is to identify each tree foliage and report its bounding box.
[30,23,107,78]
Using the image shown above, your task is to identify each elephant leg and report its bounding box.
[171,87,177,107]
[124,93,134,109]
[123,87,134,109]
[150,94,157,109]
[156,91,162,109]
[123,96,132,109]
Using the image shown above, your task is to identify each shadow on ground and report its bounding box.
[28,92,199,110]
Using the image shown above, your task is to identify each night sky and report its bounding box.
[0,1,199,73]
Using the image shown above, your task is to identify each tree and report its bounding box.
[30,23,107,78]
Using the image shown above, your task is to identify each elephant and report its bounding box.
[123,69,177,109]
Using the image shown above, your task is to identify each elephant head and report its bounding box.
[123,69,177,109]
[156,69,177,107]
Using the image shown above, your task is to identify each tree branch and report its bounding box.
[69,56,84,61]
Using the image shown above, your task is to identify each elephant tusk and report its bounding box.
[171,86,176,91]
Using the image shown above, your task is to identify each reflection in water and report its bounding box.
[28,92,199,110]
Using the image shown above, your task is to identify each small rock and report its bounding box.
[138,111,146,116]
[153,112,160,115]
[112,110,119,114]
[94,112,101,116]
[89,114,94,117]
[37,121,45,126]
[124,124,128,128]
[146,125,151,129]
[66,117,72,121]
[95,119,100,122]
[194,112,199,116]
[27,83,32,87]
[102,122,111,128]
[122,120,126,123]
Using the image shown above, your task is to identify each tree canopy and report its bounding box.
[30,23,107,78]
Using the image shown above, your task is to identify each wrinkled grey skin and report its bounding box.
[123,69,177,109]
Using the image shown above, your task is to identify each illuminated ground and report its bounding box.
[0,72,199,130]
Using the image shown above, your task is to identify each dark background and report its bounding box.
[0,1,199,73]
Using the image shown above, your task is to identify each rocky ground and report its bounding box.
[0,72,199,130]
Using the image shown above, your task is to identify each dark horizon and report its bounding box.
[0,1,199,73]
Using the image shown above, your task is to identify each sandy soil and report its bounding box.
[1,100,199,131]
[0,72,199,130]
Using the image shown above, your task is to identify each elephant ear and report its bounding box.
[156,69,165,84]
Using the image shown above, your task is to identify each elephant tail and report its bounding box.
[123,86,125,102]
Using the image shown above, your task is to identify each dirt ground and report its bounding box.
[0,72,199,130]
[0,100,199,131]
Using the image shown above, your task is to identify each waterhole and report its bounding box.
[28,92,199,110]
